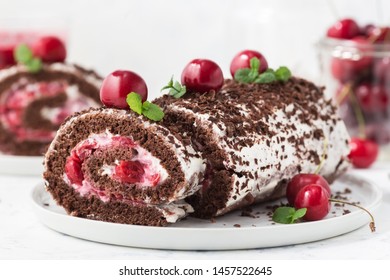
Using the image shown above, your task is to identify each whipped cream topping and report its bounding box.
[164,81,351,213]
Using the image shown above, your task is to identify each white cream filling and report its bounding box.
[159,201,194,223]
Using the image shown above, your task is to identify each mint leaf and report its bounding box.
[161,76,187,98]
[126,93,164,121]
[142,101,164,121]
[264,68,275,74]
[161,76,174,90]
[292,208,307,221]
[234,68,253,83]
[255,72,277,83]
[272,207,296,224]
[234,57,292,84]
[275,66,291,82]
[126,92,143,115]
[25,57,42,73]
[272,206,306,224]
[250,57,260,73]
[14,44,42,73]
[14,44,33,64]
[172,81,186,98]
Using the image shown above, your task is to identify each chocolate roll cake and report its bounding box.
[155,77,350,218]
[0,63,101,155]
[43,108,206,226]
[44,76,350,226]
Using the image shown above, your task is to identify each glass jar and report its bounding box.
[317,37,390,160]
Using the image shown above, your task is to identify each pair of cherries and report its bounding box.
[286,173,331,221]
[100,49,268,109]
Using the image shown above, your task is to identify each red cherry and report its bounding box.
[229,50,268,78]
[181,59,224,93]
[355,83,375,111]
[355,83,388,112]
[0,32,26,68]
[286,174,330,205]
[294,184,331,221]
[65,156,84,185]
[327,18,360,39]
[33,36,66,63]
[367,27,390,43]
[372,85,389,110]
[113,160,145,184]
[361,24,375,37]
[348,137,379,168]
[374,57,390,82]
[100,70,148,109]
[330,37,372,83]
[0,47,15,69]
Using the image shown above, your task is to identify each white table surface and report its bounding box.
[1,162,389,260]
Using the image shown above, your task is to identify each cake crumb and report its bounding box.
[241,209,256,218]
[343,209,351,215]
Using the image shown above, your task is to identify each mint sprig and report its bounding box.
[161,76,186,98]
[142,101,165,121]
[275,66,292,82]
[14,44,42,73]
[234,57,291,84]
[126,92,164,121]
[272,206,307,224]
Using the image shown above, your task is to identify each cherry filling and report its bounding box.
[64,133,167,202]
[113,161,145,184]
[0,79,97,142]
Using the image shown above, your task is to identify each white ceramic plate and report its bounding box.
[0,155,43,176]
[31,174,382,250]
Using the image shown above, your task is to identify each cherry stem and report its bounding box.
[336,82,352,104]
[314,137,328,175]
[337,82,366,139]
[329,198,376,232]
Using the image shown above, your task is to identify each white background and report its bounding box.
[1,1,390,274]
[1,0,389,99]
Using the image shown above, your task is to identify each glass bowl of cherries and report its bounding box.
[317,18,390,162]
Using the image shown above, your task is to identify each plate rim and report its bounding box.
[31,173,383,250]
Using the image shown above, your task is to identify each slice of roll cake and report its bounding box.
[0,63,102,155]
[44,108,206,226]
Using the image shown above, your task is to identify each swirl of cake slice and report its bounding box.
[155,77,350,218]
[44,108,206,226]
[0,63,102,155]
